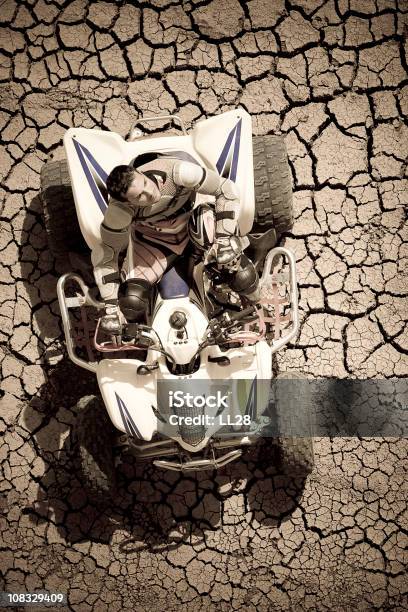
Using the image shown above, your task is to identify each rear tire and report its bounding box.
[40,159,88,256]
[73,395,117,505]
[252,135,293,237]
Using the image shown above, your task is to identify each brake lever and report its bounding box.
[206,305,259,347]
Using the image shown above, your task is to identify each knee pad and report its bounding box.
[230,254,259,301]
[188,204,215,251]
[119,279,152,322]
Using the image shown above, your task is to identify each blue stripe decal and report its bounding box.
[79,143,108,182]
[73,139,108,213]
[216,126,236,176]
[230,119,241,182]
[115,392,141,439]
[216,118,242,182]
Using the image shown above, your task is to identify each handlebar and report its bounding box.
[95,305,259,357]
[223,306,258,327]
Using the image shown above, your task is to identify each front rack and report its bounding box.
[121,435,254,472]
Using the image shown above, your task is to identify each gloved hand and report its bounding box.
[207,236,242,272]
[100,304,123,336]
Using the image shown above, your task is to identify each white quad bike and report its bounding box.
[41,108,313,501]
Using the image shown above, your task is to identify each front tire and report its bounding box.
[277,437,314,477]
[73,395,117,505]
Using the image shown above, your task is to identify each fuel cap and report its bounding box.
[169,311,187,329]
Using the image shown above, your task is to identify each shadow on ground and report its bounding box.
[20,357,309,553]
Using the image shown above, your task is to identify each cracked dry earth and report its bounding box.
[0,0,408,610]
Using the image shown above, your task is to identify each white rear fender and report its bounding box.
[64,128,207,251]
[64,110,255,251]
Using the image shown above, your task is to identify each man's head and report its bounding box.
[106,165,161,206]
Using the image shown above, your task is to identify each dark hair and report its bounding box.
[106,165,138,201]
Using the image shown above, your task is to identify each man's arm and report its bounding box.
[92,199,133,303]
[173,161,240,238]
[173,161,242,270]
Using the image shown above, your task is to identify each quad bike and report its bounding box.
[40,109,313,501]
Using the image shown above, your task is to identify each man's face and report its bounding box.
[125,171,162,206]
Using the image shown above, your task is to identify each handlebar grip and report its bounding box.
[227,306,256,323]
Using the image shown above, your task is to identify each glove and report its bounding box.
[100,304,123,336]
[207,236,242,272]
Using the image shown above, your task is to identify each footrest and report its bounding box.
[257,247,300,352]
[57,273,103,372]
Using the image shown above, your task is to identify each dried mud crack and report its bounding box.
[0,0,407,610]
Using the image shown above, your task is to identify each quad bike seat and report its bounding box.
[158,266,189,299]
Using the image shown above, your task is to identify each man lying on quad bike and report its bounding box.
[39,110,315,477]
[94,154,261,334]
